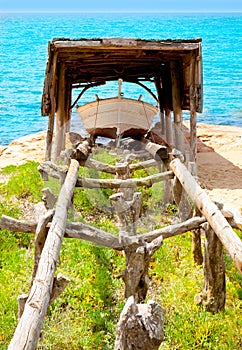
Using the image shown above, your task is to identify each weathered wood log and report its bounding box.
[32,209,54,283]
[192,228,203,265]
[38,161,67,184]
[145,141,168,160]
[191,207,203,265]
[110,192,142,235]
[76,170,174,189]
[215,201,242,230]
[0,215,37,233]
[41,188,56,210]
[17,294,28,321]
[17,274,70,320]
[173,175,193,221]
[170,158,242,273]
[75,139,92,161]
[8,159,80,350]
[122,235,163,302]
[0,215,206,250]
[114,296,165,350]
[138,216,206,243]
[65,221,120,249]
[49,273,70,304]
[194,223,226,313]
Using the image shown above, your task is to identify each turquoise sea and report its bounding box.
[0,12,241,145]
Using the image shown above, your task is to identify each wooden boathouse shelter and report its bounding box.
[41,37,203,163]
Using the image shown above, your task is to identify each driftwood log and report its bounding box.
[8,159,80,350]
[114,296,165,350]
[170,158,242,274]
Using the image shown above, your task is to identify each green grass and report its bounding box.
[0,160,242,349]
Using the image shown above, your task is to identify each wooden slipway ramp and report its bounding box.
[1,142,241,349]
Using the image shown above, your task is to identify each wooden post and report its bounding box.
[170,60,185,154]
[110,192,142,235]
[165,108,174,146]
[122,236,163,303]
[189,54,197,164]
[53,62,66,161]
[9,159,80,350]
[154,76,165,134]
[114,296,165,350]
[195,223,226,313]
[170,158,242,273]
[45,52,58,161]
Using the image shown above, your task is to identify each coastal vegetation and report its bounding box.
[0,160,241,349]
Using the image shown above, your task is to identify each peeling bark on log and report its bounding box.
[170,158,242,273]
[8,159,80,350]
[114,296,165,350]
[194,224,226,313]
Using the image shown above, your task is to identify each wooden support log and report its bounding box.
[32,209,55,283]
[76,170,174,189]
[194,223,226,313]
[114,296,165,350]
[41,188,57,210]
[18,274,70,320]
[8,159,80,350]
[136,216,206,243]
[145,142,168,161]
[170,158,242,273]
[0,215,206,250]
[122,235,163,302]
[74,139,92,161]
[173,176,193,221]
[38,161,67,184]
[65,221,121,250]
[192,228,203,266]
[110,192,142,235]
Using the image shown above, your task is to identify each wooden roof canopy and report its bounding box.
[41,37,202,115]
[41,38,202,160]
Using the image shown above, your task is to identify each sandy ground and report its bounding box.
[0,123,242,211]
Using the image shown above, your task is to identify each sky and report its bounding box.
[1,0,242,13]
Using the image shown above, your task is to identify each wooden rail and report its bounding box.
[170,158,242,273]
[8,160,80,350]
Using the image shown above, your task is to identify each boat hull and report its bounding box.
[76,97,158,139]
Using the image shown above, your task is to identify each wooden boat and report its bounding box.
[76,82,158,139]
